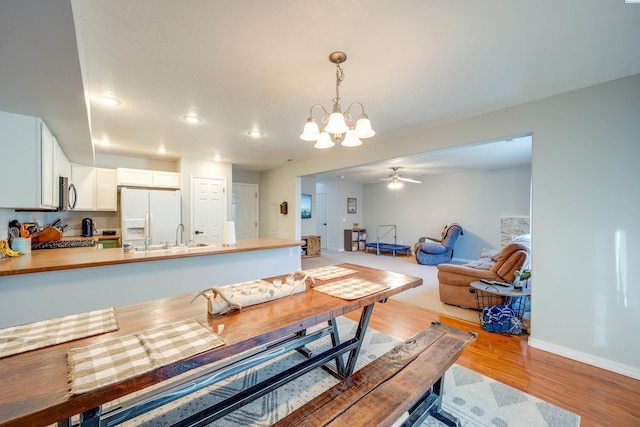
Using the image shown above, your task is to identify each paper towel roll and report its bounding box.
[223,221,236,246]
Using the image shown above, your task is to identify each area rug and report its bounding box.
[120,317,579,427]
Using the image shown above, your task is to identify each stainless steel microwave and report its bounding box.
[58,176,77,211]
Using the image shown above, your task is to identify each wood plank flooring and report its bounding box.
[344,300,640,427]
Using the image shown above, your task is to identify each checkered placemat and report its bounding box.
[68,319,225,395]
[313,277,391,300]
[304,265,358,281]
[0,308,118,359]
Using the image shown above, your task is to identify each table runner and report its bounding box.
[313,277,390,300]
[304,265,358,281]
[68,319,225,394]
[0,307,118,359]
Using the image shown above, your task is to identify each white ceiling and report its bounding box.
[312,135,532,184]
[1,1,639,175]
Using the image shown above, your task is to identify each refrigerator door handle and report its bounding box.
[145,212,151,244]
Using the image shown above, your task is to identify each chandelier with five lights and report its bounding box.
[300,51,375,149]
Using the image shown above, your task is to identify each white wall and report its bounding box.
[95,153,178,172]
[259,167,301,239]
[259,74,640,379]
[529,75,640,378]
[232,168,260,185]
[300,177,316,237]
[363,165,531,261]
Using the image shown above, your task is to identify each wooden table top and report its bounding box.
[0,263,422,427]
[0,237,301,277]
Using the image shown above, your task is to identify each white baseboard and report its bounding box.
[528,337,640,380]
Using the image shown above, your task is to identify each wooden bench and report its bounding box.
[273,322,476,427]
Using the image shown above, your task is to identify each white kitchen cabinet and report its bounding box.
[96,168,117,210]
[152,170,181,188]
[71,164,96,210]
[52,136,71,207]
[117,168,153,187]
[41,123,55,207]
[71,164,117,211]
[117,167,180,189]
[0,111,59,209]
[56,138,71,179]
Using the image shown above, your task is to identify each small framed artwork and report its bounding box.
[301,194,312,219]
[347,197,357,214]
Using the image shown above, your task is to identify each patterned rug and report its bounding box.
[120,317,579,427]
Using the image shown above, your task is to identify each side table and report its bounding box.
[470,281,531,333]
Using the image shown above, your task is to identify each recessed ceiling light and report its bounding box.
[182,115,202,124]
[248,130,263,138]
[157,146,167,154]
[213,154,221,162]
[100,95,121,106]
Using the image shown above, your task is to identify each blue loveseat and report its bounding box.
[414,223,464,265]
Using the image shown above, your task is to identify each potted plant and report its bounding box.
[514,268,531,289]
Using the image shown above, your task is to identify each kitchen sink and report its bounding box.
[133,244,169,252]
[133,242,212,253]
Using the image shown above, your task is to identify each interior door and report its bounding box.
[191,176,225,243]
[232,183,258,239]
[316,192,328,249]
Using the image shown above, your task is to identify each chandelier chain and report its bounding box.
[334,62,344,105]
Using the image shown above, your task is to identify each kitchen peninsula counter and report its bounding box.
[0,237,301,276]
[0,238,303,328]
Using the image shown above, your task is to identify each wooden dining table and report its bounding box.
[0,263,422,427]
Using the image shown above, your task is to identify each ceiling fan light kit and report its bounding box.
[380,167,422,190]
[300,51,375,149]
[388,180,403,189]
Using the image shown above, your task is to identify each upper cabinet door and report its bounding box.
[116,168,180,189]
[71,164,96,210]
[152,171,181,188]
[40,121,55,208]
[117,168,153,187]
[96,168,117,211]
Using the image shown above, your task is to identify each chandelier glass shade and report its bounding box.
[300,52,375,149]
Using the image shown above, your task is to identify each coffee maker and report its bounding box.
[82,218,94,237]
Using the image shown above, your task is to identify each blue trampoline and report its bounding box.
[365,225,411,257]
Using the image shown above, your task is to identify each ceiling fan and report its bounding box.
[377,167,422,188]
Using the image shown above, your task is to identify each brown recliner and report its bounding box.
[437,242,529,308]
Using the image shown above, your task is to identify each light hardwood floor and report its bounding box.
[344,300,640,427]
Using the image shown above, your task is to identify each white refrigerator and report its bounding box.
[120,188,181,246]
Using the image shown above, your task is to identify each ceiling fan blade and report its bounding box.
[398,177,422,184]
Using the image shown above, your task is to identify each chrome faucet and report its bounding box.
[176,223,185,246]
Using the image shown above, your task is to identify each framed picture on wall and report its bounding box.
[347,197,357,214]
[301,194,312,218]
